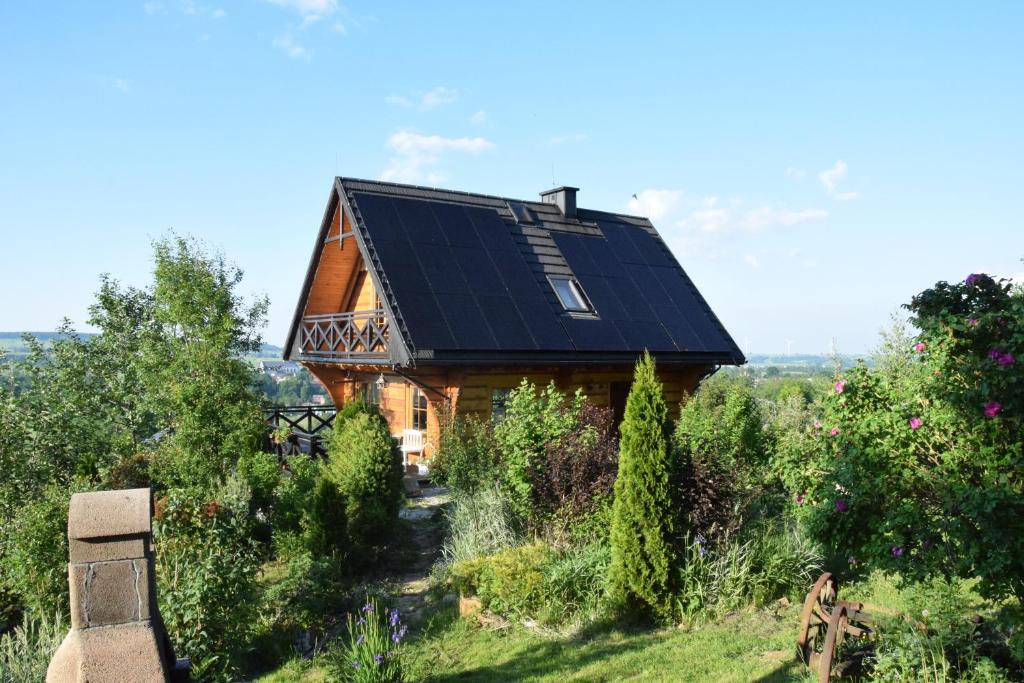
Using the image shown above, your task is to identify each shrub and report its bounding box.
[325,412,403,569]
[451,543,554,618]
[0,610,66,683]
[334,597,408,682]
[539,541,611,625]
[432,412,498,497]
[494,381,582,529]
[799,273,1024,600]
[154,488,261,682]
[0,485,72,618]
[532,402,618,524]
[305,475,348,557]
[271,455,319,542]
[608,353,676,621]
[441,485,518,566]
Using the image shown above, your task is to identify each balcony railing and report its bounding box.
[298,309,390,361]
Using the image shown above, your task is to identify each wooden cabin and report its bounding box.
[284,178,744,462]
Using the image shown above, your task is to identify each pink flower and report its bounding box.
[835,499,848,513]
[909,417,923,430]
[968,318,979,327]
[984,402,1002,418]
[795,492,805,505]
[813,420,822,429]
[830,427,840,437]
[999,352,1015,366]
[848,556,859,566]
[834,379,847,394]
[914,342,926,352]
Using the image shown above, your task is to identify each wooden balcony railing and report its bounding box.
[264,405,336,459]
[297,309,390,361]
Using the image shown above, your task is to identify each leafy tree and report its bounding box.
[608,353,676,620]
[142,235,269,492]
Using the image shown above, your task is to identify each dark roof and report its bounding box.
[285,177,744,367]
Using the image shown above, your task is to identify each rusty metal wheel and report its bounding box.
[797,572,838,667]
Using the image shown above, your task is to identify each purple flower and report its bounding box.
[352,660,361,670]
[999,352,1015,366]
[392,631,401,643]
[984,402,1003,418]
[389,608,401,627]
[909,417,923,430]
[356,634,364,646]
[362,603,374,613]
[965,273,987,285]
[357,617,365,626]
[922,539,932,550]
[834,379,847,394]
[891,545,904,558]
[835,499,848,513]
[914,342,926,352]
[848,556,859,566]
[374,654,384,664]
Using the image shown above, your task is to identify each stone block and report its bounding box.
[68,488,151,544]
[69,535,148,563]
[84,560,144,626]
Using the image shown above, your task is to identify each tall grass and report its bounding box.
[441,486,517,566]
[0,611,65,683]
[675,521,822,622]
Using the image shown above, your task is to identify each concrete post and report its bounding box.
[46,488,186,682]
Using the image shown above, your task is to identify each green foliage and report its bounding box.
[432,411,498,497]
[142,234,268,493]
[538,541,611,624]
[270,455,320,543]
[441,485,518,566]
[305,476,348,557]
[451,543,554,619]
[155,487,262,682]
[494,380,582,528]
[260,368,329,406]
[334,597,407,683]
[0,610,66,683]
[236,449,281,512]
[325,412,403,568]
[674,521,822,623]
[608,353,676,621]
[797,274,1024,600]
[0,486,72,618]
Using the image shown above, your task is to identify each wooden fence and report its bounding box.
[264,405,337,459]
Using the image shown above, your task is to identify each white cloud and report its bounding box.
[419,86,458,110]
[819,160,859,201]
[112,77,130,92]
[743,253,760,268]
[143,1,165,14]
[386,86,459,111]
[785,166,805,180]
[549,132,588,146]
[266,0,338,23]
[469,110,487,125]
[627,189,681,221]
[380,131,495,183]
[273,33,307,58]
[740,206,829,231]
[211,7,225,18]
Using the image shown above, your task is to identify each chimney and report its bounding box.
[539,186,578,219]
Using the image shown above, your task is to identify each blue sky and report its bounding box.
[1,2,1021,354]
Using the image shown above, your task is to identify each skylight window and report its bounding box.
[549,276,591,313]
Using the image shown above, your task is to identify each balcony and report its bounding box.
[297,309,390,361]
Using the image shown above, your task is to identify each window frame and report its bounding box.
[547,275,593,314]
[410,386,428,432]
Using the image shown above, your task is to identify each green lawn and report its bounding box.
[262,603,815,682]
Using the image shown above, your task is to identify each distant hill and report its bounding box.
[1,332,284,361]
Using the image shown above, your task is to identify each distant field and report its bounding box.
[1,332,282,360]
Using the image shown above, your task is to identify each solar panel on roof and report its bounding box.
[575,274,629,321]
[550,234,599,276]
[430,202,484,249]
[649,266,724,345]
[416,243,467,294]
[626,228,673,268]
[613,319,676,352]
[624,263,674,308]
[478,295,537,350]
[395,290,455,350]
[599,222,645,264]
[350,193,405,243]
[513,301,573,350]
[650,303,704,351]
[465,206,518,252]
[561,318,629,351]
[391,196,447,245]
[436,293,498,349]
[450,247,507,296]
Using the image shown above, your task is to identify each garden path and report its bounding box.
[391,484,450,623]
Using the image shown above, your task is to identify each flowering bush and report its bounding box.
[336,597,406,682]
[795,274,1024,600]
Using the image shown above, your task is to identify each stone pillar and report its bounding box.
[47,488,186,682]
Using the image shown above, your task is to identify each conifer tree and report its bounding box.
[608,352,676,620]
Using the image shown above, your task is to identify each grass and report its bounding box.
[258,602,816,682]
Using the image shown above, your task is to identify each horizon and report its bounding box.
[2,3,1022,354]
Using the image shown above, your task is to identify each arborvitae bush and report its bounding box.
[325,412,403,569]
[608,352,677,621]
[305,476,348,557]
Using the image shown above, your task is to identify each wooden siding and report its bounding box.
[304,208,364,316]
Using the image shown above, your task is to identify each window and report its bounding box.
[548,276,591,312]
[491,388,511,423]
[362,381,381,407]
[411,387,428,431]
